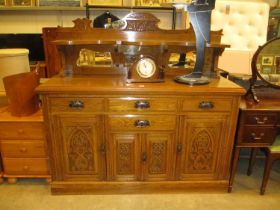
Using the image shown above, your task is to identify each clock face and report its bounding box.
[136,58,156,78]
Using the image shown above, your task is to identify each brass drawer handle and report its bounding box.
[69,100,84,109]
[254,117,268,125]
[251,132,264,140]
[198,101,214,110]
[134,101,150,109]
[134,120,150,128]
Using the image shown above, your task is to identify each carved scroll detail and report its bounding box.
[72,18,93,31]
[67,126,94,172]
[188,128,214,171]
[122,12,161,31]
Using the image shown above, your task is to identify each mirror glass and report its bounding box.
[76,49,112,67]
[168,51,196,69]
[255,37,280,87]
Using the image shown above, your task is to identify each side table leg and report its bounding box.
[247,148,258,176]
[228,147,241,193]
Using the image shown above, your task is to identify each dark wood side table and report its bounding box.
[228,98,280,192]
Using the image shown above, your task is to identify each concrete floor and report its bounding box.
[0,157,279,210]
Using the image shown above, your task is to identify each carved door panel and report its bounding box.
[108,133,142,181]
[108,132,176,181]
[177,114,229,180]
[52,115,105,181]
[143,133,175,181]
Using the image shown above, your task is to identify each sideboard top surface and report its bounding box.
[36,75,245,96]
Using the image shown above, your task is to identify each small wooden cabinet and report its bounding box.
[0,106,50,183]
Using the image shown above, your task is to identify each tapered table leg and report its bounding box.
[247,148,258,176]
[228,147,241,193]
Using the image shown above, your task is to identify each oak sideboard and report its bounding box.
[37,75,244,194]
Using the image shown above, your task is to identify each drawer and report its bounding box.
[3,158,49,175]
[0,122,44,139]
[108,98,177,112]
[1,140,47,158]
[239,126,277,145]
[181,97,232,112]
[108,115,176,131]
[242,111,278,125]
[50,97,104,113]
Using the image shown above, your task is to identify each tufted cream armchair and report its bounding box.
[211,0,270,74]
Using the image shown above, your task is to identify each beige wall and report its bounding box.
[0,0,276,34]
[0,9,181,34]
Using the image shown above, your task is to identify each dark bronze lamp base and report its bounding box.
[174,75,209,85]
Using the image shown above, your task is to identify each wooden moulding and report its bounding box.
[50,180,229,195]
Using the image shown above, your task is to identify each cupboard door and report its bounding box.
[51,115,105,181]
[177,114,229,180]
[143,133,176,181]
[108,133,141,181]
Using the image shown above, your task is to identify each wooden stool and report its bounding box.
[260,135,280,195]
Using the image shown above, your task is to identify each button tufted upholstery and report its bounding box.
[211,0,270,74]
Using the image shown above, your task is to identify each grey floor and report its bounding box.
[0,156,279,210]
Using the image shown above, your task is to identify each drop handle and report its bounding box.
[134,101,150,109]
[251,132,264,140]
[198,101,214,109]
[100,143,106,155]
[254,117,268,125]
[69,100,84,109]
[141,152,148,162]
[177,144,183,153]
[134,120,150,128]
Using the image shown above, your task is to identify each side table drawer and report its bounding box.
[239,126,277,145]
[242,112,278,125]
[0,122,44,139]
[1,140,47,158]
[3,158,49,175]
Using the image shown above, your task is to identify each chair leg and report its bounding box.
[260,153,276,195]
[247,148,258,176]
